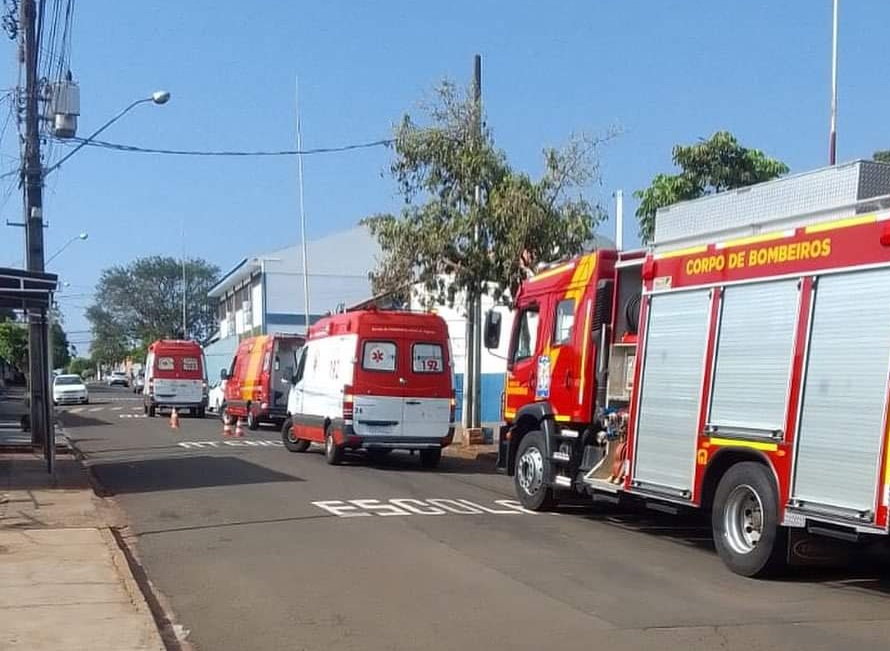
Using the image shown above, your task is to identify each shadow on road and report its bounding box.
[90,455,304,494]
[345,450,500,475]
[566,500,890,592]
[57,412,111,428]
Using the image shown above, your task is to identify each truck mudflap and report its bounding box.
[496,424,511,473]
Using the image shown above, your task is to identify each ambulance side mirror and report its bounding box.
[484,310,502,349]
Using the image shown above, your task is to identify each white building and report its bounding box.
[203,226,378,377]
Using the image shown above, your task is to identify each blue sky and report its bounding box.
[1,1,888,353]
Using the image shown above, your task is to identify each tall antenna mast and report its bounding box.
[296,76,311,333]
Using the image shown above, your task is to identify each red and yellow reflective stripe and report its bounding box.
[240,336,268,401]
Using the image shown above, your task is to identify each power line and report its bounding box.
[56,136,394,157]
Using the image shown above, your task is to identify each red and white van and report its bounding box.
[143,339,208,418]
[282,308,455,467]
[221,333,305,430]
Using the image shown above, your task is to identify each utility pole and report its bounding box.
[463,54,483,432]
[21,0,52,463]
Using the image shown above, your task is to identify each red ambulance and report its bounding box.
[142,339,208,418]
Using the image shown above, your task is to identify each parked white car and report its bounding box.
[53,374,89,405]
[207,379,226,415]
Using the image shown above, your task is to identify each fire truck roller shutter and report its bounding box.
[633,289,711,495]
[791,267,890,517]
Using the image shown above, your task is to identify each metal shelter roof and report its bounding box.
[0,267,58,310]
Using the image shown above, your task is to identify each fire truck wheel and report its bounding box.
[281,418,311,453]
[246,408,260,431]
[419,448,441,469]
[324,425,344,465]
[514,430,556,511]
[712,461,787,578]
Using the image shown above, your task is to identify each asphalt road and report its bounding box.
[60,385,890,651]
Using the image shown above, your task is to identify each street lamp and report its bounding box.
[45,231,88,266]
[45,90,171,175]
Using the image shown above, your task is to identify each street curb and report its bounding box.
[442,445,498,462]
[100,527,167,651]
[66,434,196,651]
[109,526,196,651]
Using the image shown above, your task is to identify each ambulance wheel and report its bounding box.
[147,404,156,418]
[282,418,310,453]
[246,409,259,431]
[220,404,229,423]
[514,430,556,511]
[419,448,441,469]
[324,426,344,465]
[712,461,787,578]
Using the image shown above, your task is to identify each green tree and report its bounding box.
[363,80,612,305]
[67,356,92,377]
[634,131,789,243]
[51,321,71,370]
[0,321,28,373]
[86,256,220,363]
[874,150,890,164]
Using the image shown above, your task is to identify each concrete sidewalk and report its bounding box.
[0,452,165,650]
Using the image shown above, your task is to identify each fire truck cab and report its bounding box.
[487,160,890,577]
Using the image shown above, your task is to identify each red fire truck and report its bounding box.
[486,161,890,577]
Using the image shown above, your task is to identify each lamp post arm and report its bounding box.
[45,98,150,176]
[45,235,77,266]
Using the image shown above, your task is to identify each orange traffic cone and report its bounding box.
[170,408,180,430]
[234,418,245,438]
[222,418,234,437]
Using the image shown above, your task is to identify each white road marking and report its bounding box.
[176,440,281,449]
[111,407,123,411]
[69,407,85,413]
[131,407,142,411]
[88,407,103,412]
[311,498,535,518]
[119,414,147,419]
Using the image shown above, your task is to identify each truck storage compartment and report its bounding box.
[706,280,800,438]
[631,289,711,497]
[791,267,890,521]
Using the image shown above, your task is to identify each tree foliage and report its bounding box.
[52,321,71,370]
[0,321,28,372]
[874,150,890,164]
[634,131,789,243]
[67,356,92,377]
[363,80,611,305]
[86,256,220,364]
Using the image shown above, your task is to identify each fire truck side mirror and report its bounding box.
[484,310,502,349]
[219,368,229,381]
